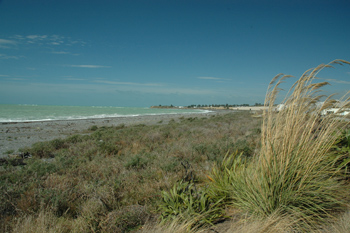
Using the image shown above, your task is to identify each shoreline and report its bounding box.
[0,110,214,124]
[0,110,233,158]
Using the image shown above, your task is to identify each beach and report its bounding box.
[0,110,231,158]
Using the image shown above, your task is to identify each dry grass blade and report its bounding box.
[258,59,350,228]
[138,216,205,233]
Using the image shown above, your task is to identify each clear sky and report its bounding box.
[0,0,349,107]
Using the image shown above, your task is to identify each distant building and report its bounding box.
[276,102,349,116]
[276,104,285,112]
[321,108,350,116]
[318,101,350,116]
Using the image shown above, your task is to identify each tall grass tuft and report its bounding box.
[208,59,350,230]
[257,60,350,224]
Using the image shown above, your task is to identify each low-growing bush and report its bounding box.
[27,141,56,158]
[124,153,154,169]
[89,125,98,131]
[1,110,261,232]
[158,180,225,226]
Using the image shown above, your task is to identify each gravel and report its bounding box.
[0,111,233,158]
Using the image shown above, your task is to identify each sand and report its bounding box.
[0,110,233,158]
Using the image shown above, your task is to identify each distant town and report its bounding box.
[151,102,350,116]
[151,103,264,110]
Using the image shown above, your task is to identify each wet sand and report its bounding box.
[0,111,232,158]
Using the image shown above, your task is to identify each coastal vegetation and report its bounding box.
[0,111,261,232]
[1,59,350,232]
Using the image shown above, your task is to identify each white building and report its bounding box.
[321,108,350,116]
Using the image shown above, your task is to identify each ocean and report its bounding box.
[0,104,209,123]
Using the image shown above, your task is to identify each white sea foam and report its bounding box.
[0,104,209,123]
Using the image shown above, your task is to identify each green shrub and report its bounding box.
[5,149,14,154]
[333,129,350,153]
[234,139,253,156]
[26,159,58,177]
[28,138,66,158]
[98,141,120,155]
[124,154,149,169]
[329,129,350,178]
[158,180,225,227]
[66,134,86,144]
[50,138,66,150]
[194,143,222,161]
[28,141,55,158]
[161,158,180,172]
[89,125,98,131]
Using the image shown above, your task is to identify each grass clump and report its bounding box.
[257,60,350,225]
[207,59,350,230]
[158,180,224,227]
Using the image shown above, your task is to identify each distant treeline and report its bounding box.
[188,104,251,108]
[153,103,264,109]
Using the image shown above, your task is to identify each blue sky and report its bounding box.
[0,0,349,107]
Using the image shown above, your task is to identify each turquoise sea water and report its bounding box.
[0,104,209,123]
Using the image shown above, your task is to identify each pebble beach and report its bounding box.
[0,111,232,158]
